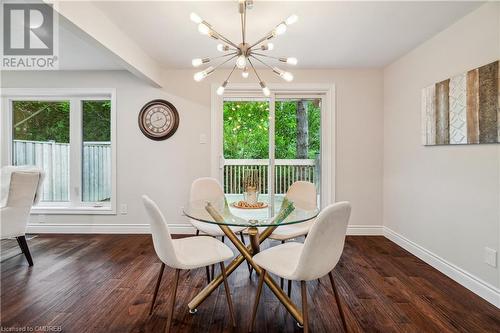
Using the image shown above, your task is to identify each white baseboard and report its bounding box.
[347,224,384,235]
[27,223,196,235]
[27,223,383,236]
[383,227,500,308]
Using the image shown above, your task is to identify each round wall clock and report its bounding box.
[138,99,179,140]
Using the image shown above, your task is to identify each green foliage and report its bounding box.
[12,100,111,144]
[223,100,320,159]
[13,101,70,143]
[82,100,111,142]
[223,101,269,159]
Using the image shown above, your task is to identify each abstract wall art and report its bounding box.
[422,60,500,145]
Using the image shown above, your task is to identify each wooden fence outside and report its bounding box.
[12,140,111,202]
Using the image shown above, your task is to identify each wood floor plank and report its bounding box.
[1,235,499,332]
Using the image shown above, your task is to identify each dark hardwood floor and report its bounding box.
[1,234,499,332]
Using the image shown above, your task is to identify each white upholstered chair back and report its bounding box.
[285,181,317,210]
[190,177,224,202]
[1,166,45,207]
[293,202,351,281]
[189,177,226,216]
[142,195,181,268]
[1,168,44,238]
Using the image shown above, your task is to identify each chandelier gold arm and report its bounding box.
[213,54,239,71]
[203,21,239,49]
[247,58,263,82]
[226,64,238,82]
[248,32,274,50]
[213,52,239,60]
[249,54,274,70]
[250,52,278,60]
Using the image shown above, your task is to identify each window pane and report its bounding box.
[275,99,321,206]
[12,101,70,202]
[223,99,270,209]
[82,100,111,202]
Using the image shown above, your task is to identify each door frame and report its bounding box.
[211,83,336,208]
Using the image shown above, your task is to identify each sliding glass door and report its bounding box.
[219,92,325,216]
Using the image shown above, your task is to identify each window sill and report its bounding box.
[31,206,115,215]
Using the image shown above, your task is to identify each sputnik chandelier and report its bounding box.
[190,0,298,96]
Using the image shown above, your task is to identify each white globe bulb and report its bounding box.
[217,44,229,52]
[190,12,203,24]
[286,57,298,65]
[275,23,287,35]
[216,86,225,95]
[242,70,249,79]
[282,72,294,82]
[262,86,271,96]
[198,23,210,35]
[192,58,203,67]
[285,15,298,25]
[193,71,205,82]
[236,55,247,69]
[267,43,274,51]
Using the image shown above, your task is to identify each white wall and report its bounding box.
[1,67,384,233]
[383,1,500,301]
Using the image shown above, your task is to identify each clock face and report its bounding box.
[138,100,179,140]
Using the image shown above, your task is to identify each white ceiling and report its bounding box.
[88,1,482,69]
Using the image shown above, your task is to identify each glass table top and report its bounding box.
[184,195,319,227]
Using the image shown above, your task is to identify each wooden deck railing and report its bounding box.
[223,159,319,194]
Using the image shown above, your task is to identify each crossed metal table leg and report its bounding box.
[187,207,304,326]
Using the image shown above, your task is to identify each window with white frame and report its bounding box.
[5,90,116,213]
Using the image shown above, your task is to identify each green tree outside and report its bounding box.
[12,100,111,143]
[223,100,320,159]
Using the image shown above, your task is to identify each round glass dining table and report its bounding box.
[183,196,319,326]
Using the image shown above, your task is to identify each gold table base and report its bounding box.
[187,205,303,325]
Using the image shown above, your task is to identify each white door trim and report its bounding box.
[210,83,336,206]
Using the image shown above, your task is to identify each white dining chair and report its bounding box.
[269,181,317,242]
[269,181,317,289]
[142,195,236,333]
[189,177,249,278]
[0,167,45,266]
[250,202,351,333]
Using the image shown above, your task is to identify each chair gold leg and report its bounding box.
[287,279,292,298]
[165,269,180,333]
[240,232,252,274]
[250,269,266,332]
[301,281,309,333]
[329,271,348,332]
[149,263,165,315]
[220,262,236,328]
